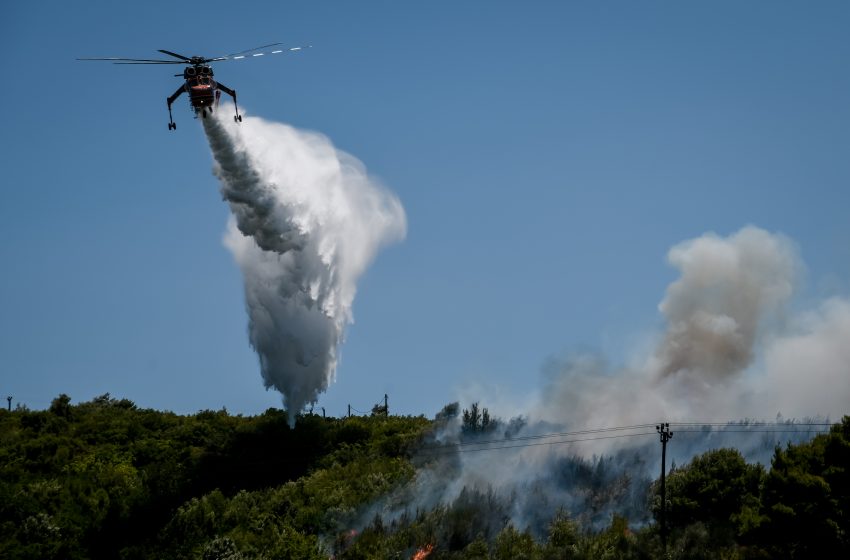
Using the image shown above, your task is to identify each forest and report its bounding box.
[0,394,847,559]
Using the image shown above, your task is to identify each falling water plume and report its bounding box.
[203,112,406,426]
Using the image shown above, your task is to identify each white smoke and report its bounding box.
[536,226,821,430]
[203,113,406,426]
[655,227,797,384]
[759,297,850,418]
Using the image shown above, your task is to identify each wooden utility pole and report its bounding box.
[656,422,673,552]
[6,396,11,411]
[347,404,351,418]
[384,394,389,416]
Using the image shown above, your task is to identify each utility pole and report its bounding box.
[6,396,11,412]
[348,404,351,418]
[656,422,673,552]
[384,394,389,416]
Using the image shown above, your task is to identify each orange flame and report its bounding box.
[411,543,434,560]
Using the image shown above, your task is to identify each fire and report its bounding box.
[411,543,434,560]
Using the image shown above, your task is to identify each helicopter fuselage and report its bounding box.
[183,65,219,112]
[165,63,241,129]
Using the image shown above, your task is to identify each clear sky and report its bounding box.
[1,1,848,418]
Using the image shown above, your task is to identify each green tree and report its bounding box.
[543,512,579,559]
[48,394,72,419]
[493,525,539,560]
[754,416,850,558]
[462,535,490,559]
[656,447,763,544]
[462,403,495,435]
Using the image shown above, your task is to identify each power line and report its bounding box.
[421,421,830,450]
[418,431,659,456]
[347,394,390,418]
[669,422,833,427]
[674,428,830,435]
[421,423,659,450]
[416,421,832,456]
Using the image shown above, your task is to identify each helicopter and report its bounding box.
[78,43,309,130]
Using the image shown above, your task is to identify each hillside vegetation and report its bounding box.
[0,394,847,559]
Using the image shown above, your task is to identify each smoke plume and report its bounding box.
[533,226,850,433]
[654,227,796,385]
[203,113,406,426]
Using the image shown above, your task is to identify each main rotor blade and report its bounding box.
[221,42,286,58]
[113,61,187,65]
[158,49,192,61]
[78,44,310,66]
[216,44,312,62]
[77,57,184,63]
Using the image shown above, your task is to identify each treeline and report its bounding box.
[0,394,428,559]
[0,394,847,559]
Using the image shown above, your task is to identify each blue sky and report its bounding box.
[1,1,849,418]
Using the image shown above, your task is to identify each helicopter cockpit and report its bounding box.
[188,76,213,88]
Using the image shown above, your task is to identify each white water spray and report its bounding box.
[203,113,406,426]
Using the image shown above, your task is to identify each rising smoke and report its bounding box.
[654,227,797,384]
[203,113,406,426]
[361,226,849,535]
[536,226,846,429]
